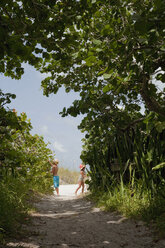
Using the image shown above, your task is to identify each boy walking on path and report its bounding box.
[48,159,59,195]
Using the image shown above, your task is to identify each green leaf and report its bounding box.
[155,121,165,133]
[93,39,102,45]
[85,56,97,66]
[103,84,113,93]
[156,73,165,83]
[152,162,165,171]
[98,67,108,76]
[72,52,79,59]
[43,52,50,59]
[96,48,103,52]
[103,73,111,79]
[134,20,148,34]
[154,0,162,8]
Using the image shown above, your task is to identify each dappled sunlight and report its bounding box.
[5,185,165,248]
[103,241,110,244]
[31,210,80,219]
[6,242,39,248]
[91,207,101,213]
[107,216,127,224]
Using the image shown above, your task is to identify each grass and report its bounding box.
[58,167,79,184]
[0,176,53,245]
[0,167,79,245]
[0,178,29,244]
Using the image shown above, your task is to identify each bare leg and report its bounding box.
[75,181,82,194]
[81,182,85,193]
[55,187,59,195]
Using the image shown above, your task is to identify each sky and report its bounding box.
[0,64,85,171]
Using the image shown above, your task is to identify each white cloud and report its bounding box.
[64,116,83,127]
[64,118,78,127]
[40,125,49,135]
[53,141,67,153]
[37,71,51,80]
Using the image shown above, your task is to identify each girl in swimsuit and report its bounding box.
[75,164,86,194]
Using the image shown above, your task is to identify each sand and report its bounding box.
[5,184,165,248]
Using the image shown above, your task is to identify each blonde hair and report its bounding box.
[53,159,59,164]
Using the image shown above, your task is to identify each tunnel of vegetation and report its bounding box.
[0,0,165,242]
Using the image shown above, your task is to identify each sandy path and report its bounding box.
[6,185,165,248]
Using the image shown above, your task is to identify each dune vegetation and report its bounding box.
[0,0,165,242]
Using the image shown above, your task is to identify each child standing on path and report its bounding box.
[75,164,86,195]
[48,159,60,195]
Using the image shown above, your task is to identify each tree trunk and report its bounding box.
[140,76,165,118]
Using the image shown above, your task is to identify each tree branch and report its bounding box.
[140,75,165,118]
